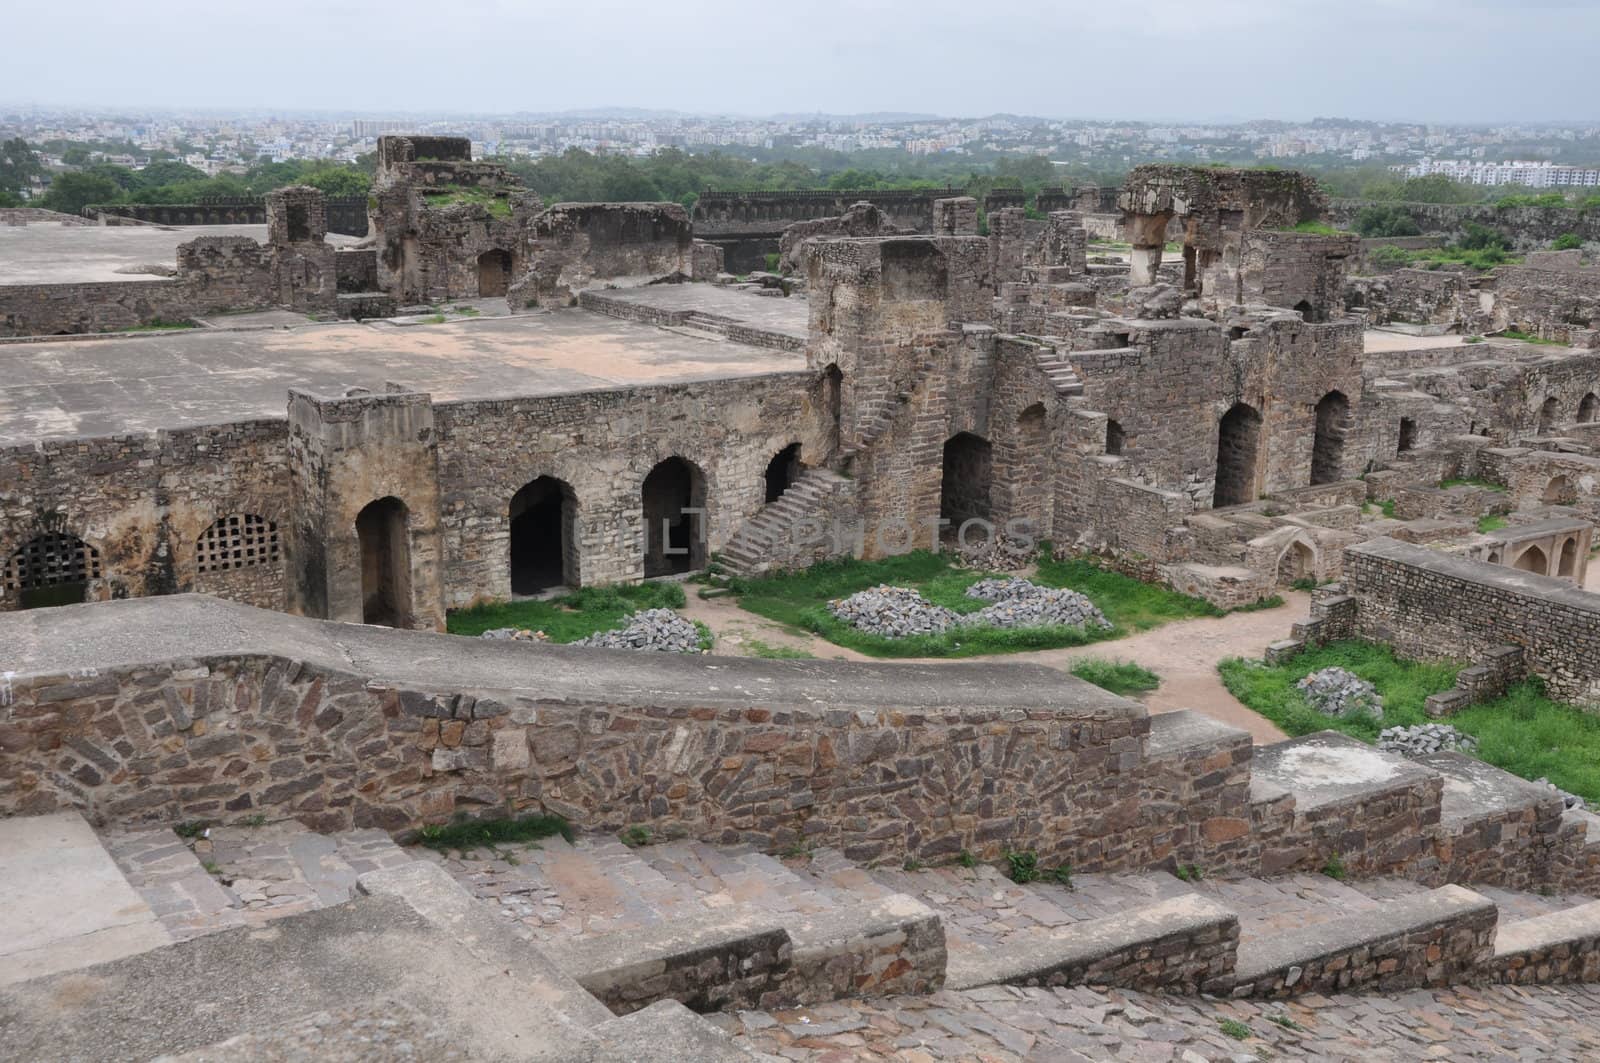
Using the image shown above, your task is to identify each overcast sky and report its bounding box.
[3,0,1595,123]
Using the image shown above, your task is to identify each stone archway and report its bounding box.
[1544,475,1578,505]
[1276,539,1316,585]
[1514,544,1549,575]
[764,444,802,504]
[642,457,706,577]
[1311,391,1350,485]
[477,249,512,297]
[1539,396,1561,434]
[4,532,101,609]
[1214,402,1263,508]
[510,476,577,594]
[356,497,412,627]
[1580,393,1599,424]
[1560,536,1579,578]
[940,432,993,525]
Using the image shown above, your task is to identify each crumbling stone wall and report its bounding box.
[514,203,693,306]
[1489,262,1600,342]
[1327,199,1600,251]
[777,202,913,275]
[1238,230,1359,322]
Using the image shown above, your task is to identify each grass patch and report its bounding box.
[1219,1018,1252,1041]
[422,186,513,218]
[446,581,687,639]
[1495,328,1567,346]
[728,550,1223,659]
[116,317,196,332]
[1220,640,1600,803]
[1284,220,1349,235]
[1478,514,1509,533]
[1070,657,1160,696]
[1322,853,1348,881]
[742,639,814,660]
[416,813,572,852]
[1440,477,1506,492]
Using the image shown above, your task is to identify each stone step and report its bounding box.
[1416,750,1565,890]
[1492,899,1600,983]
[642,840,843,918]
[100,825,248,941]
[0,812,172,987]
[197,819,414,925]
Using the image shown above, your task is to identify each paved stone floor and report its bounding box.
[710,982,1600,1061]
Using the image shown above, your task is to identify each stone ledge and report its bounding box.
[1231,884,1497,997]
[945,894,1239,993]
[783,892,947,1004]
[1491,900,1600,984]
[591,999,761,1061]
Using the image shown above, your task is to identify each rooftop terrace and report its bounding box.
[0,223,362,285]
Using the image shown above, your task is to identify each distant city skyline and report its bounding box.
[4,0,1597,124]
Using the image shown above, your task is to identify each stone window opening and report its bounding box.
[4,532,101,609]
[1294,299,1316,322]
[1311,390,1350,486]
[356,497,413,628]
[1514,544,1549,575]
[286,205,311,242]
[642,456,707,577]
[1105,419,1126,456]
[477,249,512,298]
[510,477,577,595]
[1560,537,1579,578]
[1214,402,1263,508]
[1539,396,1561,434]
[1543,475,1578,506]
[1277,540,1315,585]
[764,443,802,504]
[1398,417,1418,453]
[195,514,280,573]
[1579,393,1599,424]
[940,432,993,526]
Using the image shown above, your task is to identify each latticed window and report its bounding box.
[196,514,281,574]
[4,533,101,592]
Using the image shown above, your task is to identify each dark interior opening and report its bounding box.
[1311,390,1350,485]
[1106,419,1126,456]
[1398,417,1417,453]
[7,532,100,610]
[510,477,573,594]
[764,443,802,504]
[357,497,411,628]
[1214,402,1263,508]
[940,432,993,524]
[642,457,706,577]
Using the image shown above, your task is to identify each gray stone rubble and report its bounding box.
[828,579,1109,639]
[1536,776,1588,811]
[574,608,704,653]
[1377,723,1479,757]
[1297,667,1385,720]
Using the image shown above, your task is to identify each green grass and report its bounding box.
[422,186,513,218]
[1285,220,1350,235]
[1478,514,1509,533]
[1220,640,1600,803]
[446,582,687,639]
[742,639,814,660]
[1440,477,1506,492]
[1070,658,1160,696]
[728,550,1226,659]
[1219,1018,1253,1041]
[116,318,196,332]
[1495,328,1568,347]
[415,813,572,852]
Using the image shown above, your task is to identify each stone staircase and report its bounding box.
[1032,347,1085,396]
[717,466,854,578]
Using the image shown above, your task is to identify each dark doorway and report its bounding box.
[1214,402,1263,508]
[940,432,993,524]
[1580,393,1599,424]
[1294,299,1316,321]
[356,497,412,627]
[642,457,706,577]
[1515,545,1549,574]
[764,444,802,504]
[510,477,575,594]
[1311,391,1350,485]
[1540,396,1561,434]
[1106,419,1126,456]
[6,533,100,610]
[1398,417,1418,452]
[477,249,512,297]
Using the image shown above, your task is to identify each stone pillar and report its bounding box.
[933,196,978,236]
[286,384,446,631]
[988,207,1027,285]
[1126,211,1172,286]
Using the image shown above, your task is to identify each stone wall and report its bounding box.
[1328,199,1600,250]
[1345,537,1600,705]
[84,197,369,236]
[516,203,693,305]
[1490,262,1600,342]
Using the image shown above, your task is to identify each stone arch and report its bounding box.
[510,476,577,594]
[1276,538,1317,585]
[477,249,512,297]
[1581,393,1600,424]
[764,443,802,504]
[1544,475,1578,505]
[1514,544,1549,575]
[940,432,993,525]
[1214,402,1263,508]
[642,456,707,577]
[356,497,412,627]
[1539,396,1561,434]
[1105,418,1126,456]
[1311,390,1350,485]
[4,531,102,609]
[1294,299,1315,321]
[1560,536,1579,578]
[195,513,281,574]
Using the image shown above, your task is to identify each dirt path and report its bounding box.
[677,590,1307,744]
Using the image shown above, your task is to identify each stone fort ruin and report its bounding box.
[5,142,1600,1058]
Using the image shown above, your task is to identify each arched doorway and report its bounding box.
[1294,299,1315,321]
[1581,393,1600,424]
[642,457,706,577]
[1277,540,1315,584]
[1398,417,1417,452]
[1560,537,1579,578]
[1514,545,1549,575]
[356,497,412,627]
[764,444,802,504]
[1105,419,1126,456]
[477,249,512,297]
[1544,475,1578,505]
[4,532,101,609]
[1214,402,1263,508]
[1311,391,1349,485]
[940,432,993,525]
[510,477,576,594]
[1539,397,1560,434]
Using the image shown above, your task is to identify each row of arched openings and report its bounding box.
[1540,393,1600,434]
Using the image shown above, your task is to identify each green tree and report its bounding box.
[303,167,370,196]
[1553,233,1584,250]
[0,137,43,197]
[132,161,208,189]
[39,171,122,214]
[1353,205,1421,237]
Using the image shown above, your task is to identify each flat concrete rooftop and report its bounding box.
[593,283,809,342]
[0,307,806,446]
[0,223,363,285]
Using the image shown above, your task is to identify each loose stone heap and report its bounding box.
[963,578,1111,630]
[1297,667,1385,720]
[828,580,1110,639]
[827,586,961,638]
[955,533,1036,571]
[1536,777,1588,811]
[479,628,551,642]
[1378,723,1480,758]
[574,608,703,653]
